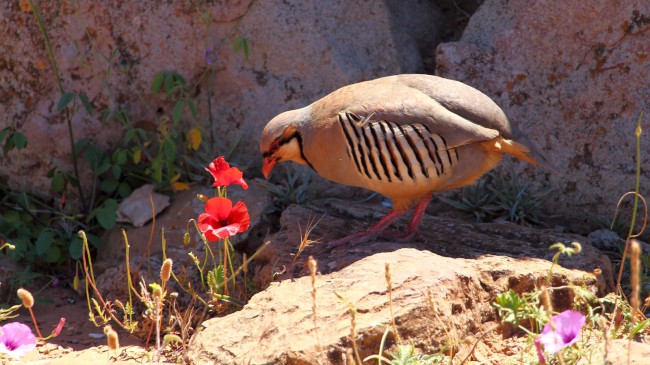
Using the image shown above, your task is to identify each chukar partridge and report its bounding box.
[260,74,548,246]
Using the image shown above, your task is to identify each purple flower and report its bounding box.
[537,310,586,358]
[204,47,219,66]
[0,322,37,359]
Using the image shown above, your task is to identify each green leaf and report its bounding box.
[187,98,197,118]
[115,149,128,165]
[123,129,136,145]
[0,128,9,143]
[3,210,21,223]
[69,237,83,260]
[241,38,250,60]
[78,93,94,115]
[233,37,250,60]
[136,128,148,140]
[2,135,15,154]
[51,172,65,192]
[86,234,103,249]
[117,182,132,198]
[104,198,118,210]
[172,99,184,124]
[101,109,112,124]
[56,92,75,112]
[84,144,101,164]
[100,178,119,193]
[96,157,111,175]
[112,164,121,179]
[12,132,27,150]
[96,206,117,230]
[74,138,90,156]
[44,245,61,263]
[35,230,54,255]
[162,139,176,160]
[173,73,186,87]
[164,73,174,96]
[152,71,165,94]
[115,109,129,124]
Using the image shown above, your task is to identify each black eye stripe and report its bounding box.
[279,132,297,146]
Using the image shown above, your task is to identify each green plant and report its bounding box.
[366,343,443,365]
[442,167,553,225]
[261,165,316,213]
[440,174,497,222]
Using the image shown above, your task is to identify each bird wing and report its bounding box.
[341,95,501,150]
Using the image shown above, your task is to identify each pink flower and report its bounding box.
[537,310,586,359]
[205,156,248,190]
[0,322,37,359]
[198,197,250,241]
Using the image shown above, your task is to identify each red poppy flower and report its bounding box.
[205,156,248,189]
[198,197,250,241]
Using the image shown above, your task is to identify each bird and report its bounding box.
[260,74,550,247]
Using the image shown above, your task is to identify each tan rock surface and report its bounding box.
[188,247,604,364]
[436,0,650,223]
[187,202,612,364]
[0,1,441,198]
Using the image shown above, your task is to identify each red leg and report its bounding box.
[380,193,433,242]
[326,209,405,248]
[406,193,433,232]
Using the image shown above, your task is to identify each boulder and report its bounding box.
[0,0,442,199]
[187,201,613,364]
[435,0,650,226]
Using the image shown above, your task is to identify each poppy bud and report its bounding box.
[183,232,190,246]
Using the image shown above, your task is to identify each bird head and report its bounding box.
[260,109,309,179]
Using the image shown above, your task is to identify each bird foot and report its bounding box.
[380,229,420,242]
[324,230,382,249]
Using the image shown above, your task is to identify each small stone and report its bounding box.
[116,184,170,227]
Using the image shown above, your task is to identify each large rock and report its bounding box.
[0,0,441,198]
[435,0,650,226]
[187,202,613,364]
[188,249,603,364]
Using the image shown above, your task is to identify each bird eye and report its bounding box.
[270,140,280,153]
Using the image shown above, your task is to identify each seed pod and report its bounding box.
[104,325,119,351]
[17,288,34,308]
[161,258,173,282]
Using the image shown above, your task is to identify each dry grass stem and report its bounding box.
[629,240,641,323]
[308,256,323,362]
[458,325,498,365]
[291,215,323,267]
[427,288,455,360]
[335,292,362,365]
[540,285,553,317]
[385,263,402,344]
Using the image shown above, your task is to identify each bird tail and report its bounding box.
[498,137,558,173]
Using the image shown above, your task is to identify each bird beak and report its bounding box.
[262,157,277,179]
